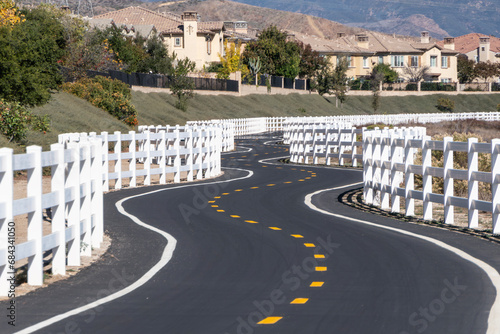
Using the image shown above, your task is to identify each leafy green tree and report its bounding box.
[0,99,50,142]
[474,61,500,82]
[311,56,349,107]
[0,5,66,106]
[169,57,196,112]
[136,34,173,74]
[242,25,301,78]
[371,63,398,83]
[297,41,326,78]
[457,55,477,83]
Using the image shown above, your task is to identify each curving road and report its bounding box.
[3,133,500,334]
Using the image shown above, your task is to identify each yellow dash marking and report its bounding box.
[257,316,282,325]
[307,171,313,173]
[300,169,306,171]
[217,210,225,212]
[315,266,327,272]
[276,167,282,169]
[304,243,316,247]
[291,234,304,238]
[211,205,219,208]
[241,156,247,158]
[222,193,230,195]
[235,189,243,192]
[269,227,282,230]
[305,177,311,179]
[230,215,240,218]
[291,168,297,170]
[208,201,215,203]
[250,186,259,189]
[298,179,305,182]
[284,181,292,184]
[214,196,221,199]
[310,282,324,287]
[314,254,325,259]
[267,184,275,186]
[290,298,309,304]
[245,220,259,224]
[262,166,268,168]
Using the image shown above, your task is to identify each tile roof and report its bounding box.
[92,6,224,35]
[437,33,500,54]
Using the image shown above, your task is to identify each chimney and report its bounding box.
[182,11,198,48]
[234,21,248,34]
[420,31,430,44]
[443,37,455,50]
[479,36,490,62]
[337,32,346,38]
[356,34,369,49]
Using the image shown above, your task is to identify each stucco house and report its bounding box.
[91,7,254,69]
[438,33,500,64]
[293,31,459,83]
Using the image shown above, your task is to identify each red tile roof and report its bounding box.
[438,33,500,54]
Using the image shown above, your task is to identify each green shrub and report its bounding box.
[61,76,137,126]
[0,99,50,142]
[436,98,455,112]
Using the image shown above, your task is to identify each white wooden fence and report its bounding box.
[363,129,500,233]
[0,126,222,296]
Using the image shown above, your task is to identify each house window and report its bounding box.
[206,36,212,55]
[391,55,405,67]
[363,56,369,68]
[441,56,448,68]
[337,55,352,67]
[441,78,451,83]
[174,37,182,47]
[378,55,384,64]
[411,56,419,67]
[481,47,485,51]
[430,55,437,67]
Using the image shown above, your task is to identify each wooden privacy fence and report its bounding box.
[363,128,500,232]
[0,126,222,296]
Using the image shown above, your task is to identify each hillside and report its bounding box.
[5,91,499,152]
[226,0,500,38]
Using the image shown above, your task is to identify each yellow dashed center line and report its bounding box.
[284,181,292,184]
[291,234,304,238]
[250,186,259,189]
[235,189,243,192]
[305,177,311,179]
[245,220,259,224]
[230,215,241,218]
[262,165,268,168]
[314,254,326,259]
[257,316,282,325]
[298,179,305,182]
[208,201,215,203]
[310,281,324,287]
[222,193,230,195]
[290,298,309,304]
[269,227,282,230]
[304,243,316,247]
[214,196,221,199]
[217,210,225,212]
[211,205,219,208]
[315,266,327,272]
[267,184,275,186]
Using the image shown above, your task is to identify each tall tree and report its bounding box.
[311,56,349,107]
[457,55,477,83]
[297,41,326,78]
[242,25,301,78]
[217,40,249,80]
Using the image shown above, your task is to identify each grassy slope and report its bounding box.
[4,91,500,152]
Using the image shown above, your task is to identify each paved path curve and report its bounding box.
[3,134,500,334]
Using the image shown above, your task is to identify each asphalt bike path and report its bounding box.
[2,134,499,334]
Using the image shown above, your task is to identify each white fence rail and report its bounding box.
[363,129,500,233]
[0,126,222,296]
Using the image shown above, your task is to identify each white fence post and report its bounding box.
[404,136,415,216]
[492,139,500,234]
[129,131,137,188]
[390,134,401,213]
[114,131,122,190]
[50,143,66,276]
[91,138,104,249]
[159,130,167,184]
[0,148,14,296]
[422,136,433,220]
[144,131,151,186]
[174,127,181,183]
[101,132,109,192]
[66,142,81,267]
[363,133,373,205]
[80,141,92,257]
[443,137,454,225]
[468,138,479,228]
[26,146,43,286]
[380,132,390,210]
